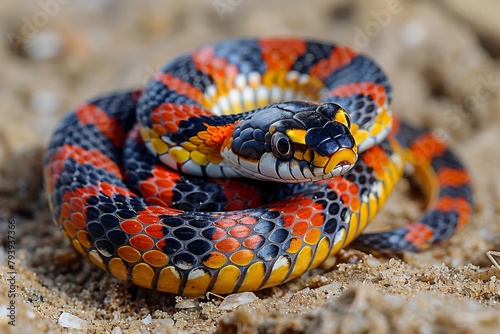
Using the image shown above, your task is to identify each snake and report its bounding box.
[43,38,473,296]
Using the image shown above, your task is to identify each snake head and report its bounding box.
[223,101,358,182]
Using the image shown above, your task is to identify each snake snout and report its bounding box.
[306,121,355,154]
[302,105,358,177]
[306,120,358,177]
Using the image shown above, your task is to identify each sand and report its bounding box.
[1,0,499,333]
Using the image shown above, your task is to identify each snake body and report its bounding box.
[44,38,473,295]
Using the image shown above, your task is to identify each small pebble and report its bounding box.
[24,31,63,60]
[26,309,36,320]
[141,314,152,325]
[30,90,60,116]
[219,292,258,310]
[365,255,381,267]
[298,287,310,294]
[154,318,175,326]
[111,327,123,334]
[320,282,342,294]
[399,20,427,47]
[175,297,199,309]
[58,312,87,330]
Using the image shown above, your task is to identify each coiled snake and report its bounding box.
[44,38,473,295]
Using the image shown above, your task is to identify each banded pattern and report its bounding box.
[43,38,473,295]
[352,120,473,252]
[137,38,392,180]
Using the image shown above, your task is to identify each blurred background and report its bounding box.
[1,1,500,332]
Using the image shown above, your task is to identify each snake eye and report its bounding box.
[271,132,294,160]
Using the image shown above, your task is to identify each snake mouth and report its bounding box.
[322,148,357,175]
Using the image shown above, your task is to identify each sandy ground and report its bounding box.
[1,0,500,333]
